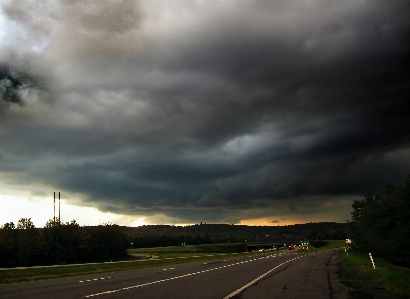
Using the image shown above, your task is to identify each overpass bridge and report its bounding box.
[245,241,306,252]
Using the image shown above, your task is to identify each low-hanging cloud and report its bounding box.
[0,0,409,225]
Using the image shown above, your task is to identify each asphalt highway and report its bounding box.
[0,249,347,299]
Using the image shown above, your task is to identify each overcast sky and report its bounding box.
[1,0,409,227]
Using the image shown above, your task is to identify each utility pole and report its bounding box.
[58,192,60,222]
[53,192,61,225]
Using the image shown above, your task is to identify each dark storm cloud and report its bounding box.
[1,0,409,224]
[0,63,46,109]
[0,65,23,106]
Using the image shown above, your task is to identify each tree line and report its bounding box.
[349,175,410,267]
[124,222,348,248]
[0,218,128,268]
[0,218,349,268]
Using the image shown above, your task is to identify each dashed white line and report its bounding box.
[80,277,110,283]
[84,253,308,298]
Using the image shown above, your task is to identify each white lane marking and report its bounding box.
[84,253,307,297]
[80,277,110,283]
[223,256,301,299]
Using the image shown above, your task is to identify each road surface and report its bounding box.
[0,249,347,299]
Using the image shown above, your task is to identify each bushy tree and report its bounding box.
[42,219,90,264]
[0,222,17,266]
[86,223,128,261]
[0,218,128,267]
[349,176,410,267]
[15,218,45,266]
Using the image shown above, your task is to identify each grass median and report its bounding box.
[0,240,345,284]
[0,247,252,284]
[0,254,239,284]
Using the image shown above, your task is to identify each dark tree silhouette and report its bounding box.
[349,176,410,267]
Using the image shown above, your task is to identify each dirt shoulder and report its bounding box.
[336,253,407,299]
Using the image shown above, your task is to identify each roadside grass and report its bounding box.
[0,245,254,284]
[0,254,242,284]
[0,240,346,284]
[340,251,410,297]
[128,243,249,258]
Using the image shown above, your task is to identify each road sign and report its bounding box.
[301,240,309,246]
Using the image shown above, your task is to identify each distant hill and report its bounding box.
[121,222,348,248]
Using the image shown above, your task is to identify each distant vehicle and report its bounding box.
[259,248,264,252]
[289,244,295,250]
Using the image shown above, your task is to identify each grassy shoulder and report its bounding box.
[339,251,410,297]
[0,245,254,284]
[0,240,345,284]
